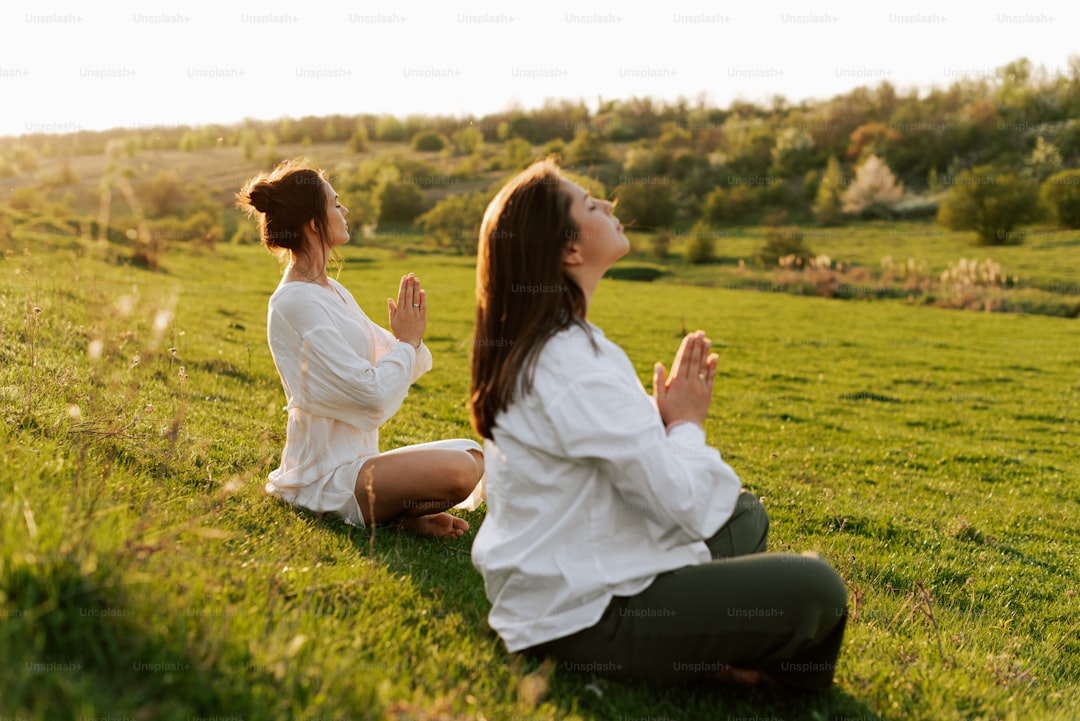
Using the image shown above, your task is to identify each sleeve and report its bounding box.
[542,371,743,547]
[370,316,432,383]
[269,299,420,431]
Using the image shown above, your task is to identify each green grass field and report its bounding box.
[1,231,1078,720]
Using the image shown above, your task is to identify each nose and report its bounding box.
[601,199,615,215]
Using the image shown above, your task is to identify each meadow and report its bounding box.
[1,225,1078,720]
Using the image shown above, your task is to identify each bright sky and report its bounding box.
[1,0,1075,138]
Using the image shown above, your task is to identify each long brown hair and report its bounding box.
[470,159,592,440]
[234,158,332,258]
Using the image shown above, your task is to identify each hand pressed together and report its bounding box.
[653,330,719,430]
[387,273,426,348]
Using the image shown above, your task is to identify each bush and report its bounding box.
[684,221,717,264]
[613,182,676,230]
[377,181,426,224]
[937,166,1042,245]
[703,184,758,223]
[566,130,610,166]
[411,131,447,152]
[450,127,484,156]
[759,227,814,267]
[1041,169,1080,228]
[416,191,491,253]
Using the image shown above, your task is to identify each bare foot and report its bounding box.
[398,513,469,540]
[714,667,777,686]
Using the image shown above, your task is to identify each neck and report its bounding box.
[289,246,329,283]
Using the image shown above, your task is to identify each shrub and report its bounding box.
[703,184,758,223]
[503,138,533,170]
[377,181,426,224]
[1041,169,1080,228]
[411,131,447,152]
[450,127,484,156]
[416,191,491,253]
[684,221,717,264]
[936,166,1041,245]
[566,130,610,166]
[613,182,676,230]
[759,227,814,267]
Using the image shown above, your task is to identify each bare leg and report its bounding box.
[355,447,483,539]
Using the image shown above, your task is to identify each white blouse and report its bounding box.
[471,322,743,653]
[265,278,431,497]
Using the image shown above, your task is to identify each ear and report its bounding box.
[307,218,319,235]
[562,239,584,268]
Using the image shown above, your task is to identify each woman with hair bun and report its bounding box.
[237,159,483,539]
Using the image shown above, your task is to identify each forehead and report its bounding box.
[558,178,585,199]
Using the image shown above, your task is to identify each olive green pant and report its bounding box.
[528,491,848,689]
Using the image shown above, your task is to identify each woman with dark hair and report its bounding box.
[469,159,847,686]
[237,159,483,539]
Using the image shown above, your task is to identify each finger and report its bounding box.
[670,334,692,378]
[418,288,427,316]
[653,363,667,398]
[387,298,396,319]
[397,275,407,311]
[683,332,703,374]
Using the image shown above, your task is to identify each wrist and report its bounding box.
[665,419,703,434]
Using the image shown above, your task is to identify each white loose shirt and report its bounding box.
[265,278,431,511]
[471,322,743,653]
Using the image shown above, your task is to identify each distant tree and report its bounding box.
[937,166,1042,244]
[813,156,844,226]
[347,125,370,153]
[703,184,758,223]
[450,127,484,156]
[770,125,814,178]
[416,191,491,253]
[566,129,610,166]
[11,143,39,171]
[560,170,607,201]
[1024,136,1063,182]
[1041,169,1080,228]
[411,131,447,152]
[841,155,903,215]
[374,116,406,142]
[179,131,199,152]
[322,119,340,143]
[845,122,900,161]
[503,138,533,170]
[239,130,258,161]
[137,170,188,217]
[613,181,676,230]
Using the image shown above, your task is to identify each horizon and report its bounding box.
[1,1,1077,139]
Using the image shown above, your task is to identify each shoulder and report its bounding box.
[534,322,616,377]
[269,282,338,326]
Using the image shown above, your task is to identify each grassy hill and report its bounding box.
[1,230,1077,719]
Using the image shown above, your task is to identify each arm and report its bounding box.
[543,368,742,547]
[270,297,419,430]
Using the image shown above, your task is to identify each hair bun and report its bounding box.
[249,184,275,214]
